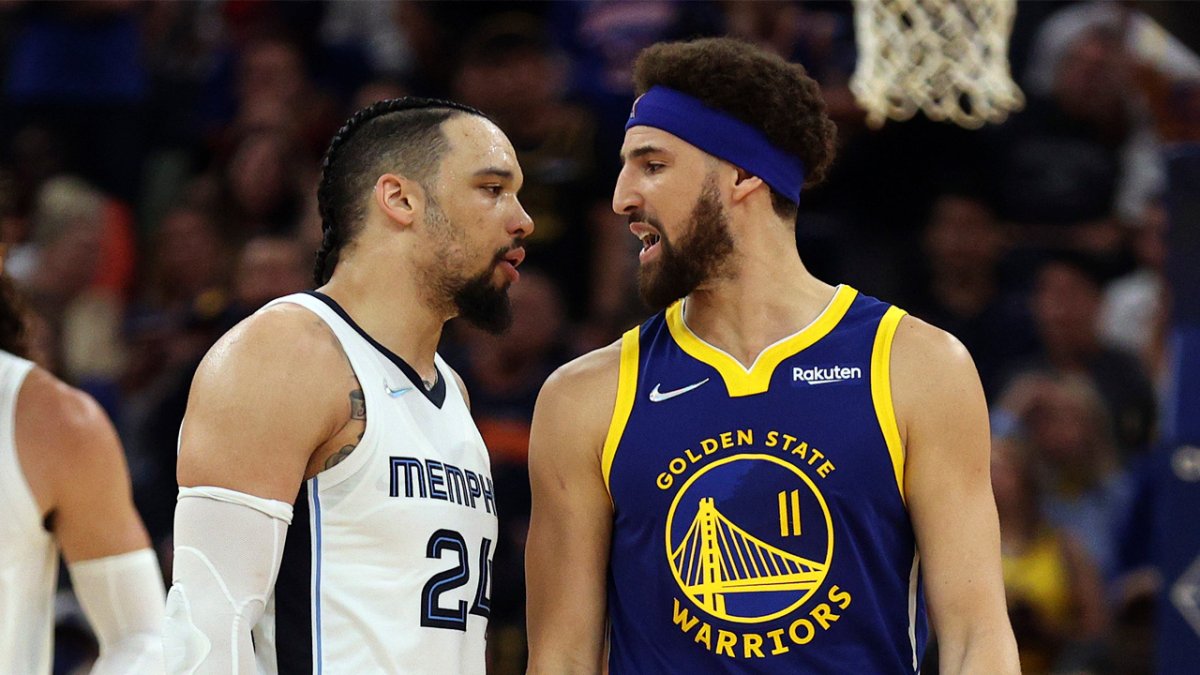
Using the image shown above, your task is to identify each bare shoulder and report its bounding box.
[180,302,356,498]
[15,368,127,514]
[891,315,978,399]
[17,367,119,461]
[889,313,987,448]
[192,303,349,395]
[536,340,623,425]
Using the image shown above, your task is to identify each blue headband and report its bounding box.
[626,86,805,203]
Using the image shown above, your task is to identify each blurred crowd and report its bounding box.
[1,1,1198,673]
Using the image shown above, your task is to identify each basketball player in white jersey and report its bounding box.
[0,273,166,673]
[166,98,532,674]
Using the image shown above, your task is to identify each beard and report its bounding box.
[637,177,735,312]
[451,254,514,334]
[423,197,515,334]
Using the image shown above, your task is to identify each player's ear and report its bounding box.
[730,167,765,205]
[375,173,423,229]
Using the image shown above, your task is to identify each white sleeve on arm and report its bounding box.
[68,548,166,674]
[164,486,292,675]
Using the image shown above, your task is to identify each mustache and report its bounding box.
[627,212,663,232]
[492,238,526,262]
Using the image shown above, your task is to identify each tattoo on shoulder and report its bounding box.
[350,389,366,420]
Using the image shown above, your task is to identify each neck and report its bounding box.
[680,217,836,368]
[318,254,449,382]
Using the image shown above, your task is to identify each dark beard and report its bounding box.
[453,261,513,334]
[638,179,734,312]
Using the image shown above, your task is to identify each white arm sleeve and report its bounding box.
[68,548,166,674]
[164,486,292,675]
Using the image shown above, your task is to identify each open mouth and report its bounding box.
[630,221,662,260]
[638,231,661,251]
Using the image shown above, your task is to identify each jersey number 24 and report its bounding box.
[421,529,493,630]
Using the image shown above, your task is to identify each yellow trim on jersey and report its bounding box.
[871,306,908,505]
[664,285,858,397]
[602,328,641,493]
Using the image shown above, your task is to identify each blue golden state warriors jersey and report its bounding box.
[603,286,926,673]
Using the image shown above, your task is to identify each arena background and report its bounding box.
[1,1,1198,673]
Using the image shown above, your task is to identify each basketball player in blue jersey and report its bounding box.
[166,98,532,674]
[526,38,1019,673]
[0,272,166,673]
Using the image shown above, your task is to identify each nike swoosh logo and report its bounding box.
[649,378,710,403]
[386,386,413,398]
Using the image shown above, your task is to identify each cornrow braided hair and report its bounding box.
[313,97,488,285]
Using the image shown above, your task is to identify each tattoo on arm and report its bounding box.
[325,443,356,469]
[325,391,367,470]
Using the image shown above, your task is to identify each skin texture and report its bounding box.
[177,113,532,504]
[16,367,151,562]
[526,125,1018,674]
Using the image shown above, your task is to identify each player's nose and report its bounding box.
[508,200,534,238]
[612,166,641,216]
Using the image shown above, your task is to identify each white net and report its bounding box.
[850,0,1025,129]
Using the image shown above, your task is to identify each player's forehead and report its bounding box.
[619,125,699,163]
[439,114,523,183]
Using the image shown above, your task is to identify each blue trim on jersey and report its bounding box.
[311,476,324,674]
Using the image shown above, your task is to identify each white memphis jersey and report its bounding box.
[0,351,57,675]
[254,292,498,675]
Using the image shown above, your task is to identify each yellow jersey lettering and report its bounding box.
[671,598,700,632]
[694,622,713,649]
[788,618,815,645]
[656,472,673,490]
[766,628,790,655]
[807,448,826,466]
[828,585,853,609]
[700,438,719,455]
[765,430,779,447]
[781,434,799,451]
[719,431,734,449]
[685,447,703,463]
[743,632,765,658]
[810,602,840,629]
[790,441,808,459]
[715,630,737,657]
[668,458,687,475]
[817,460,836,477]
[737,428,753,446]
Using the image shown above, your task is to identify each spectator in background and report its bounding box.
[1000,373,1132,582]
[219,127,312,240]
[231,234,311,316]
[908,190,1038,398]
[1098,198,1169,378]
[11,177,126,400]
[992,432,1108,673]
[1022,254,1157,455]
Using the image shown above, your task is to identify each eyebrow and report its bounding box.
[473,167,514,179]
[619,144,666,165]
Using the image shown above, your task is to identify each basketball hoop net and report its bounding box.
[850,0,1025,129]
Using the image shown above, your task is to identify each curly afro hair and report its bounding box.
[633,37,837,221]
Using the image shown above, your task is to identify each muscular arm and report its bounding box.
[891,317,1019,673]
[526,346,620,674]
[15,369,164,673]
[167,305,354,674]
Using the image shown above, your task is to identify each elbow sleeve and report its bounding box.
[164,487,292,675]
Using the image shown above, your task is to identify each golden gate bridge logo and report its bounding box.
[665,454,833,624]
